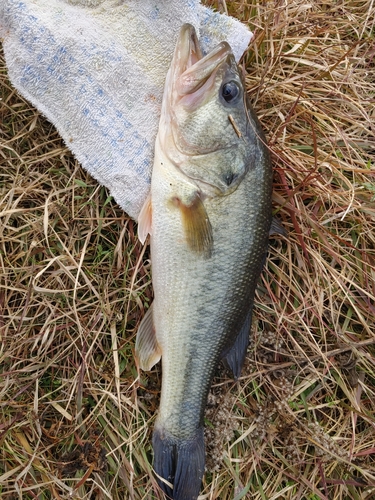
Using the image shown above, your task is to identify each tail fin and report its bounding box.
[152,425,205,500]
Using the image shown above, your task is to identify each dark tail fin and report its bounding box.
[152,425,205,500]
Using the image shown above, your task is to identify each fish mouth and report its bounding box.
[169,24,232,102]
[171,24,203,81]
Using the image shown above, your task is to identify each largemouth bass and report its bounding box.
[136,24,273,500]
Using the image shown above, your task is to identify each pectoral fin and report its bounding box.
[138,193,152,244]
[173,194,213,256]
[135,304,161,371]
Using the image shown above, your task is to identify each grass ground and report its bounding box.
[1,0,374,498]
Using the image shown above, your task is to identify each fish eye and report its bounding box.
[221,81,241,104]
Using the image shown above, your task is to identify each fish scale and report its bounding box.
[136,24,272,500]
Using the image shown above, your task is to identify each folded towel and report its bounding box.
[0,0,252,219]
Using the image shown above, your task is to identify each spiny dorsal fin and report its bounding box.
[135,304,161,371]
[172,194,213,257]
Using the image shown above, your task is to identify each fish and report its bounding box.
[136,23,273,500]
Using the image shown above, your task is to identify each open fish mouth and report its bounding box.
[168,24,232,106]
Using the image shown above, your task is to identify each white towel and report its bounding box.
[0,0,252,219]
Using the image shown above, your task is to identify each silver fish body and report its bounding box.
[136,24,272,500]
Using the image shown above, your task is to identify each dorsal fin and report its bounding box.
[269,217,287,237]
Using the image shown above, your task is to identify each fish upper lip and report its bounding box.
[177,43,231,96]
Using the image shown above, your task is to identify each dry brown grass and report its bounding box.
[1,0,375,498]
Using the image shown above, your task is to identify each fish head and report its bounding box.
[160,24,256,196]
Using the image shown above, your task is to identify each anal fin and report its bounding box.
[135,304,161,371]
